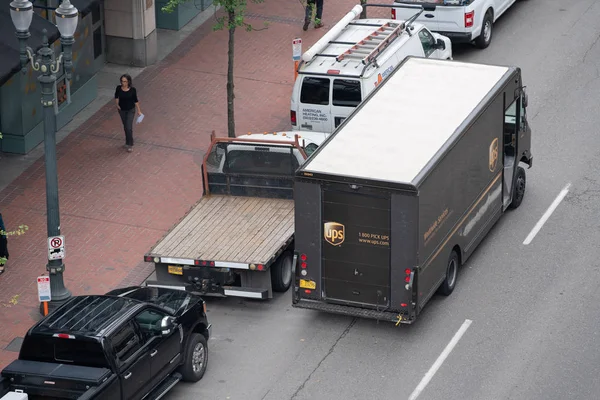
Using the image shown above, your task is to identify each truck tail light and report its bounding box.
[257,264,264,271]
[53,333,75,339]
[144,255,153,262]
[391,8,396,19]
[300,254,307,269]
[464,11,474,28]
[291,110,297,126]
[300,253,308,276]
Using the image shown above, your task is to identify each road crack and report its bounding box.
[289,318,357,400]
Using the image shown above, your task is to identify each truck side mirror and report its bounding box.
[436,39,446,50]
[160,316,176,336]
[522,92,528,108]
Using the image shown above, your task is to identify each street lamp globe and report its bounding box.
[9,0,33,32]
[55,0,79,38]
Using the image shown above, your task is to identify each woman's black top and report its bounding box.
[115,86,139,111]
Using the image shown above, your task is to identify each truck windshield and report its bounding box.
[19,336,110,369]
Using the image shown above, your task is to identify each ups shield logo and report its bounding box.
[489,138,499,172]
[324,222,345,246]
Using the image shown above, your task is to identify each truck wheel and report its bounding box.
[271,251,293,292]
[509,167,526,209]
[179,333,208,382]
[474,10,493,49]
[438,250,458,296]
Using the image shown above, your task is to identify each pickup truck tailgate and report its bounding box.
[150,195,294,265]
[1,359,112,398]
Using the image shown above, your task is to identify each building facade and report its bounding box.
[0,0,212,154]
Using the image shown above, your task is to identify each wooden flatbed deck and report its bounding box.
[150,195,294,265]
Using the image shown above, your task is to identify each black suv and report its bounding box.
[0,285,210,400]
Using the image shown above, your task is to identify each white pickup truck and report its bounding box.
[392,0,519,49]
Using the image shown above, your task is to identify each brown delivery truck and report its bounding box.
[291,57,533,324]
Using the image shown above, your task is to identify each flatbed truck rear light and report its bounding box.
[391,8,396,19]
[194,260,215,266]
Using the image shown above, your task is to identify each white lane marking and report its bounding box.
[408,319,473,400]
[523,183,571,245]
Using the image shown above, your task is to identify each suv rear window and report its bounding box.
[300,77,330,105]
[332,79,361,107]
[226,149,300,175]
[19,336,110,368]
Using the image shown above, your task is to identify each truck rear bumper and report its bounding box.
[292,297,414,325]
[146,280,269,300]
[438,31,473,43]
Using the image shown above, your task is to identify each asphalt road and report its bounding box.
[166,1,600,399]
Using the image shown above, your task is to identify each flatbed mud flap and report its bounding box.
[292,298,414,325]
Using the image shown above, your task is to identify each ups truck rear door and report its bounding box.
[321,186,391,308]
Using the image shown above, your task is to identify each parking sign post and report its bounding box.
[293,38,302,80]
[37,276,52,316]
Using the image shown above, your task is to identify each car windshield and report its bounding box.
[122,287,190,314]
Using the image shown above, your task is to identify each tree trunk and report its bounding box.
[227,10,236,138]
[360,0,367,19]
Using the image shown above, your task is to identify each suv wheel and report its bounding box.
[179,333,208,382]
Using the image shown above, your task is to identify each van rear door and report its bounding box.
[321,188,391,308]
[297,76,333,132]
[331,78,362,130]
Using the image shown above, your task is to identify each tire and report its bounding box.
[178,333,208,382]
[438,250,459,296]
[271,251,293,293]
[509,166,526,209]
[474,10,493,49]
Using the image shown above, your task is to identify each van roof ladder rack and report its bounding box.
[336,21,406,65]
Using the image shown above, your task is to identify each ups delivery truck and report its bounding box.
[291,57,533,325]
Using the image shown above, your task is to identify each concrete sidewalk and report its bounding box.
[0,0,372,369]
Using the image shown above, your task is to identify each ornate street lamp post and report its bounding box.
[10,0,79,312]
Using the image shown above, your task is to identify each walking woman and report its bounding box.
[115,74,142,152]
[0,212,9,275]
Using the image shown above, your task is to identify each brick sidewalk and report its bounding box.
[0,0,381,368]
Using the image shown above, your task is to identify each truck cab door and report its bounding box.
[109,321,151,400]
[502,97,519,210]
[134,308,182,389]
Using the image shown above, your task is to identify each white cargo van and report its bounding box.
[290,4,452,134]
[391,0,518,49]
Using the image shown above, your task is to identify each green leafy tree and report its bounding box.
[162,0,265,138]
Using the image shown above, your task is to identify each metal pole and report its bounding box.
[38,31,71,310]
